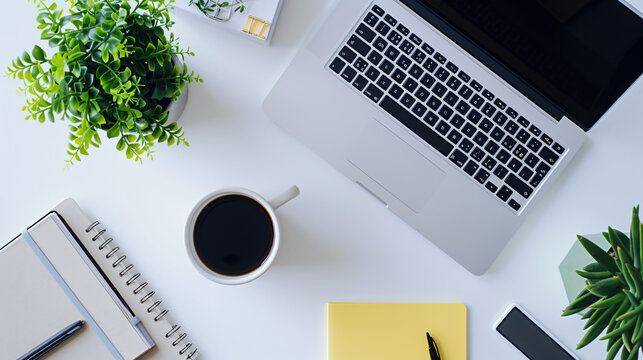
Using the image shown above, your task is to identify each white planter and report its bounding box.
[165,55,189,125]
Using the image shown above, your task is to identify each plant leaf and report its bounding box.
[579,235,619,274]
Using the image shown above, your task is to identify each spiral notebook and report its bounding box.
[0,199,199,360]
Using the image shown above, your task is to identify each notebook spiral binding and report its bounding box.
[85,221,199,359]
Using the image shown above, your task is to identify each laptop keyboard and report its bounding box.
[327,4,567,213]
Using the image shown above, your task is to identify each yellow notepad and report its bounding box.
[328,303,467,360]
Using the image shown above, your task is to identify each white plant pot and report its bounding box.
[165,55,189,125]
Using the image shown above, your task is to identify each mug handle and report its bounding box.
[269,186,300,210]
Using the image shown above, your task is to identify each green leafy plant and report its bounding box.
[563,206,643,359]
[7,0,203,167]
[189,0,245,16]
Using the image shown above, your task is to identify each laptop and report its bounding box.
[263,0,643,274]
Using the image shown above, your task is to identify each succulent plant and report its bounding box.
[563,206,643,359]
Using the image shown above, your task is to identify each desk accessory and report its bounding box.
[426,332,440,360]
[7,0,203,167]
[561,206,643,359]
[327,303,466,360]
[18,320,85,360]
[0,199,199,359]
[185,186,300,285]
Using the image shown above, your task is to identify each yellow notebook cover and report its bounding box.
[328,303,467,360]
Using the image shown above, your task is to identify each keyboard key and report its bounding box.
[433,83,447,97]
[527,138,542,152]
[427,96,441,111]
[530,173,545,187]
[352,75,368,91]
[490,127,505,142]
[329,57,346,73]
[384,46,400,61]
[506,107,518,118]
[482,103,496,117]
[470,94,484,108]
[423,58,438,73]
[444,91,458,106]
[493,98,506,110]
[455,100,470,115]
[438,105,454,120]
[421,43,435,55]
[348,35,371,56]
[493,164,508,179]
[445,61,458,73]
[459,138,474,153]
[339,46,357,63]
[466,110,482,124]
[462,123,476,138]
[539,147,560,165]
[496,149,511,164]
[420,73,436,88]
[403,78,418,92]
[525,153,539,168]
[377,75,392,90]
[356,24,376,42]
[375,21,391,36]
[517,116,530,128]
[365,66,380,81]
[401,93,415,108]
[363,83,383,102]
[501,136,517,151]
[371,5,385,16]
[436,120,451,135]
[508,158,522,172]
[506,174,533,199]
[458,85,473,100]
[464,161,479,176]
[388,84,404,99]
[493,112,508,126]
[513,144,528,160]
[373,36,388,51]
[424,111,439,126]
[519,167,534,182]
[485,182,498,193]
[553,142,565,154]
[471,80,483,92]
[434,52,447,64]
[508,199,521,211]
[412,102,427,117]
[535,162,550,176]
[380,96,454,156]
[458,71,471,83]
[396,23,410,36]
[384,14,397,26]
[412,49,427,64]
[387,30,403,45]
[409,64,423,79]
[541,133,553,145]
[482,156,497,170]
[447,129,463,144]
[480,119,493,133]
[497,185,513,202]
[435,67,450,81]
[410,33,423,46]
[415,86,430,102]
[341,66,357,82]
[449,149,468,167]
[367,51,383,65]
[354,57,368,72]
[396,55,412,70]
[482,89,495,101]
[400,40,415,55]
[446,76,462,90]
[516,129,530,143]
[484,141,500,155]
[392,69,406,83]
[473,132,488,146]
[364,12,379,27]
[450,114,466,129]
[529,125,542,136]
[475,169,490,184]
[471,147,485,162]
[504,120,519,135]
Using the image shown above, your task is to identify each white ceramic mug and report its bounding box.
[185,186,300,285]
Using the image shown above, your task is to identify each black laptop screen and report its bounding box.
[418,0,643,129]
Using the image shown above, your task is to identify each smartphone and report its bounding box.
[494,304,578,360]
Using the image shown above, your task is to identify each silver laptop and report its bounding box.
[263,0,643,274]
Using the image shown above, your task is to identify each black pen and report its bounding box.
[18,320,84,360]
[427,331,441,360]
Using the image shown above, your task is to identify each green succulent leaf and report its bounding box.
[588,277,624,298]
[579,235,620,274]
[578,305,618,349]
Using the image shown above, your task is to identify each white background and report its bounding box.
[2,0,643,359]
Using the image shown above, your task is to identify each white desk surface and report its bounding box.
[2,1,643,359]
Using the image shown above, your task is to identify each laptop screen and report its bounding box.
[418,0,643,129]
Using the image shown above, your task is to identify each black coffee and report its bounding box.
[193,195,274,276]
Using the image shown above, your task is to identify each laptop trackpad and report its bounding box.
[348,119,446,213]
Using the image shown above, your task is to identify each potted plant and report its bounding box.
[562,206,643,359]
[189,0,245,21]
[7,0,203,167]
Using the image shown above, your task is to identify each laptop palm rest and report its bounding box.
[348,119,446,213]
